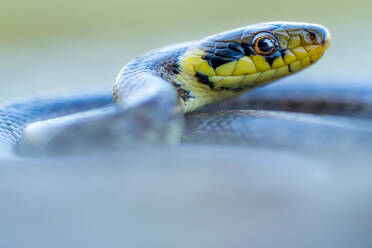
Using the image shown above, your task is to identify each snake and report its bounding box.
[2,21,372,158]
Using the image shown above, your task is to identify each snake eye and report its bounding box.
[253,34,278,55]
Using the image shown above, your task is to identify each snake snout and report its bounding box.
[306,24,331,49]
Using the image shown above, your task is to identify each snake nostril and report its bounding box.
[305,24,331,47]
[309,32,317,43]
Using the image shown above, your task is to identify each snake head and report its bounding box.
[179,22,331,93]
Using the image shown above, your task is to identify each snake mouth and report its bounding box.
[206,53,317,90]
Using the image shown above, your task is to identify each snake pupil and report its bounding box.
[257,38,275,53]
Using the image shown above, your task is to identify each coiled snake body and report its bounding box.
[2,21,371,157]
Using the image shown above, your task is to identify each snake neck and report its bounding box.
[113,42,247,113]
[113,43,187,108]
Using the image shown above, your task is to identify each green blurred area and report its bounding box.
[0,0,371,102]
[1,0,371,43]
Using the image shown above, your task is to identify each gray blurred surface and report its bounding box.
[1,146,372,248]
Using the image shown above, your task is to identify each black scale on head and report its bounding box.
[202,41,245,69]
[203,39,282,68]
[265,50,283,66]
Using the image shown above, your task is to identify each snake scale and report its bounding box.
[1,21,372,158]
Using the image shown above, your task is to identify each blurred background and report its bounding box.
[1,0,372,247]
[1,0,371,102]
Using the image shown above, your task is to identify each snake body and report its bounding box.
[3,21,371,157]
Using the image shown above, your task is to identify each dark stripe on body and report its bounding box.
[195,72,214,88]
